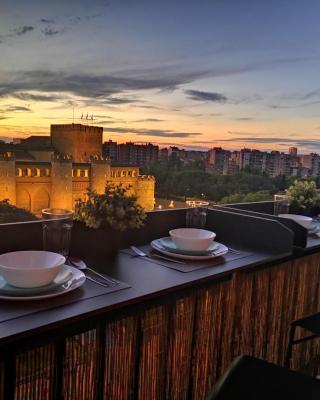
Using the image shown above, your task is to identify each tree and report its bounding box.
[0,199,38,223]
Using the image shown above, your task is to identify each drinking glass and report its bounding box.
[42,209,74,257]
[186,206,208,229]
[273,195,290,216]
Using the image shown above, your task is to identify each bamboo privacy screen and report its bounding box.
[1,253,320,400]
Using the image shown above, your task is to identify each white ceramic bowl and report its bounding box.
[278,214,313,229]
[169,228,216,251]
[0,251,66,288]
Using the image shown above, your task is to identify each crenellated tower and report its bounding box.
[0,153,16,204]
[136,175,155,211]
[90,156,111,194]
[51,124,103,163]
[50,154,73,210]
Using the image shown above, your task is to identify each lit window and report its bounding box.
[77,169,81,177]
[84,169,89,177]
[26,168,32,177]
[17,168,22,177]
[34,168,41,177]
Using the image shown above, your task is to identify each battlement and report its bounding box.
[138,175,155,181]
[0,152,15,161]
[51,124,103,134]
[51,153,72,163]
[89,155,110,164]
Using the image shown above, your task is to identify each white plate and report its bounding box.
[151,239,228,260]
[0,265,73,295]
[0,266,85,301]
[308,223,320,233]
[159,237,220,255]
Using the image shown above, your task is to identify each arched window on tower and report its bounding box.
[17,168,23,177]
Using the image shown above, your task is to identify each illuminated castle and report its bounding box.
[0,124,155,213]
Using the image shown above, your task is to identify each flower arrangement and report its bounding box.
[74,183,146,231]
[285,180,320,210]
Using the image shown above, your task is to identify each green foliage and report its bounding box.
[142,160,293,202]
[0,199,38,223]
[74,183,147,231]
[285,180,320,209]
[219,190,272,204]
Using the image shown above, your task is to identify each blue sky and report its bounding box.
[1,0,320,152]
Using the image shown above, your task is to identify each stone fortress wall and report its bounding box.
[0,124,155,213]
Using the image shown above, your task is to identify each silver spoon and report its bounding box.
[68,257,119,286]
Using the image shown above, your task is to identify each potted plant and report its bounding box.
[285,180,320,216]
[71,183,146,259]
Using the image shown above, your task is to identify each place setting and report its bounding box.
[123,228,250,273]
[278,213,320,237]
[0,249,130,304]
[0,211,130,303]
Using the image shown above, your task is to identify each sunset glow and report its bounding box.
[1,1,320,153]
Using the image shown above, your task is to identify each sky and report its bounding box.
[1,0,320,153]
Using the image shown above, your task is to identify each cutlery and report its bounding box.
[67,257,119,286]
[130,246,186,265]
[83,275,112,288]
[226,247,241,255]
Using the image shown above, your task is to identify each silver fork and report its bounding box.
[130,246,186,265]
[68,258,119,286]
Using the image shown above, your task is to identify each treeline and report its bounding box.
[142,159,296,203]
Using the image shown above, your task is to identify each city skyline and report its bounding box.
[1,0,320,152]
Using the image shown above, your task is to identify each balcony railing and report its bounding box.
[0,206,319,399]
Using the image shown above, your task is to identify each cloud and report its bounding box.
[101,97,138,105]
[42,28,62,37]
[0,55,308,101]
[134,118,164,122]
[0,116,9,120]
[12,92,65,102]
[40,18,56,24]
[234,117,253,121]
[0,69,189,99]
[301,89,320,100]
[14,26,34,36]
[104,126,203,138]
[0,105,31,113]
[94,120,118,125]
[185,89,228,103]
[227,130,268,136]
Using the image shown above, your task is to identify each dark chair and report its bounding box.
[285,312,320,368]
[207,355,320,400]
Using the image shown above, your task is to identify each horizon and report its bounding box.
[1,1,320,153]
[2,123,316,156]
